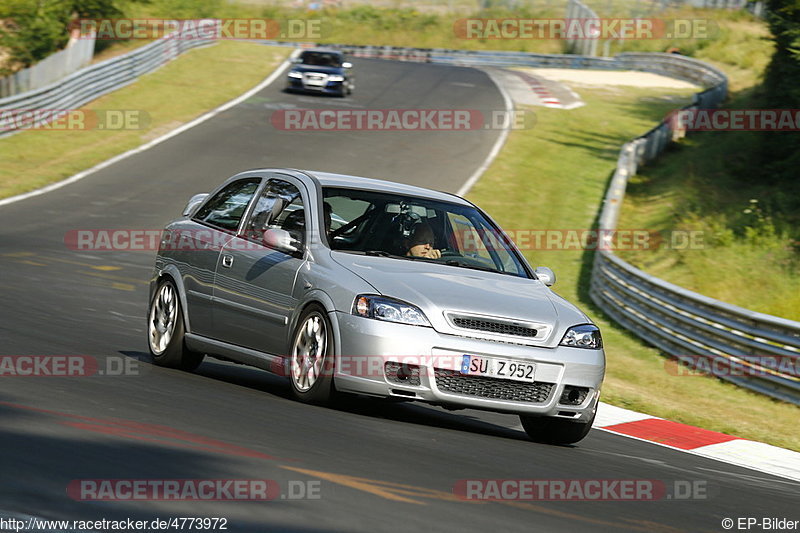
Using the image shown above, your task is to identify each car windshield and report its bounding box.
[299,51,342,67]
[323,187,530,278]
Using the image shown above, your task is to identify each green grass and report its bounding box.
[0,42,289,199]
[466,86,800,451]
[128,3,569,53]
[127,1,774,60]
[617,130,800,321]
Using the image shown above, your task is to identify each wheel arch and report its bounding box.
[151,265,192,333]
[289,291,341,360]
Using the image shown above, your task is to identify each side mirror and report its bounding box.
[263,228,302,255]
[182,193,208,217]
[291,57,302,64]
[342,62,352,69]
[534,266,556,287]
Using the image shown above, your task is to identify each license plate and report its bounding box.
[461,355,535,383]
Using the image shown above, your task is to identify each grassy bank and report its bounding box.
[124,1,767,60]
[129,3,566,54]
[617,130,800,321]
[466,85,800,451]
[0,42,289,199]
[614,11,800,321]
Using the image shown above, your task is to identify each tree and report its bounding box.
[759,0,800,215]
[0,0,138,73]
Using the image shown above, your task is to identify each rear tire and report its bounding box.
[147,279,204,371]
[289,304,336,404]
[520,410,595,445]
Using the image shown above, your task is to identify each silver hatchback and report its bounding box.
[148,169,605,444]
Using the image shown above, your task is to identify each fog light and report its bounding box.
[385,362,421,386]
[559,386,589,406]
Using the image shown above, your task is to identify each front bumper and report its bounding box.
[333,312,605,420]
[286,77,345,95]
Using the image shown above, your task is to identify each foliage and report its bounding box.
[0,0,144,72]
[760,0,800,201]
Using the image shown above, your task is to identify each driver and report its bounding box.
[406,223,441,259]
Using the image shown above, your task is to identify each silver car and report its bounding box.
[148,169,605,444]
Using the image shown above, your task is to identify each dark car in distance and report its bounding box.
[286,49,354,97]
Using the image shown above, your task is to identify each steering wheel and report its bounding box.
[439,249,462,258]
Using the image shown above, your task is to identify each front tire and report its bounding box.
[520,411,595,445]
[289,304,336,404]
[147,279,204,371]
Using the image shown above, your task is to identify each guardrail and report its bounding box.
[330,44,727,87]
[0,31,214,137]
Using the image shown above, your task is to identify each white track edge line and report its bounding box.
[456,68,514,198]
[0,59,292,208]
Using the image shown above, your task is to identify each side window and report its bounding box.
[194,178,260,231]
[323,195,371,248]
[245,179,306,247]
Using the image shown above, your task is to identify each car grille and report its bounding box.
[451,317,538,338]
[434,368,554,403]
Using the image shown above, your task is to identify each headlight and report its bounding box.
[288,70,302,78]
[352,295,430,327]
[327,75,345,82]
[559,324,602,349]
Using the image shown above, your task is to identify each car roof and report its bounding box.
[301,170,470,206]
[223,168,470,206]
[300,48,344,56]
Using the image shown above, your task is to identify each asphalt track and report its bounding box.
[0,57,797,532]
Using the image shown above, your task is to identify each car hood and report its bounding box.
[330,252,590,345]
[291,65,344,75]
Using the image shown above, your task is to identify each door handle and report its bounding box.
[221,254,234,268]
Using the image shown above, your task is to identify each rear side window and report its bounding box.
[194,178,261,231]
